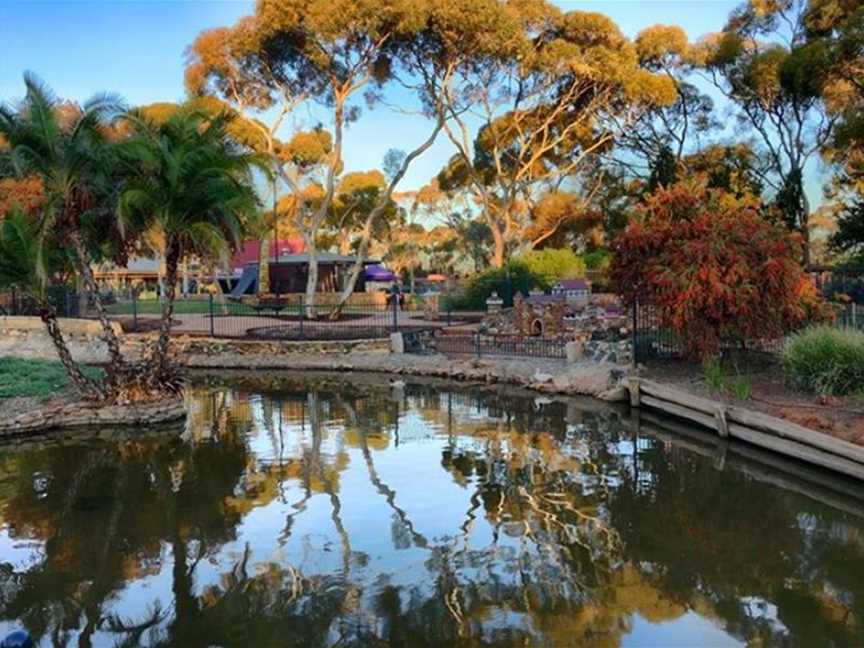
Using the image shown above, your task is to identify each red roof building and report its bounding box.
[230,238,305,273]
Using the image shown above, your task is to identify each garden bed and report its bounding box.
[642,360,864,445]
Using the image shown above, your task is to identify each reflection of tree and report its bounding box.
[2,376,864,646]
[0,416,248,646]
[608,425,864,646]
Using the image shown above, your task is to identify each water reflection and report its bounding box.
[0,372,862,647]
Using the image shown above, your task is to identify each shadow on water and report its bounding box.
[0,370,863,647]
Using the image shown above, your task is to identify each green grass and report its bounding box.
[782,326,864,396]
[703,359,725,393]
[104,298,309,316]
[731,372,752,400]
[106,298,217,315]
[0,356,104,399]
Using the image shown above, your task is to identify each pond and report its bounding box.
[1,372,863,647]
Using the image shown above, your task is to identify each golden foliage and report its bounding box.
[0,176,45,218]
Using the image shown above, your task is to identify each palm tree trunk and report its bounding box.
[68,229,125,371]
[39,304,105,401]
[152,240,180,375]
[258,237,271,295]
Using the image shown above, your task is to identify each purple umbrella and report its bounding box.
[364,264,397,281]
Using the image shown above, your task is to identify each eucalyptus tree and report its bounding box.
[0,75,129,372]
[694,0,836,264]
[805,0,864,191]
[117,109,261,382]
[618,24,718,181]
[186,0,450,312]
[419,3,677,266]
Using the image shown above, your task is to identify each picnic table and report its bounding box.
[250,298,292,316]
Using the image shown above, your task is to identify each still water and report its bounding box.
[1,372,863,647]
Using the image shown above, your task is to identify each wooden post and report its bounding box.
[715,406,729,438]
[628,377,641,407]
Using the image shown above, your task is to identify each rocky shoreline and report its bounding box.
[0,323,631,435]
[0,396,187,436]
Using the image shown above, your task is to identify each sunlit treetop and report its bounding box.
[635,25,690,70]
[278,129,333,167]
[131,98,272,152]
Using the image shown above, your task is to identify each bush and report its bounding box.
[517,249,585,289]
[782,326,864,395]
[443,248,590,310]
[583,249,611,271]
[442,262,537,311]
[611,181,831,360]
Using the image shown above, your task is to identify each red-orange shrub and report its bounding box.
[611,182,829,360]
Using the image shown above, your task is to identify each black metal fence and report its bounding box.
[631,300,864,365]
[1,289,429,341]
[433,333,567,359]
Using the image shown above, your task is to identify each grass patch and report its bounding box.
[701,358,753,400]
[106,298,216,315]
[0,356,103,399]
[782,326,864,396]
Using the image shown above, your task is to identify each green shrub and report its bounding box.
[442,249,591,311]
[583,249,611,271]
[782,326,864,395]
[442,261,538,311]
[517,249,586,289]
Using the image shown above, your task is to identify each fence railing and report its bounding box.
[631,301,863,364]
[433,333,567,359]
[1,289,427,341]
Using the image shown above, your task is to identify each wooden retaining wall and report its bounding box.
[629,377,864,482]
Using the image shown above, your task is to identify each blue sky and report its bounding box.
[6,0,805,198]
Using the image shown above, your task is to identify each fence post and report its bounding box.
[132,291,138,332]
[474,331,481,358]
[299,296,305,339]
[631,301,638,368]
[392,289,399,332]
[208,293,215,337]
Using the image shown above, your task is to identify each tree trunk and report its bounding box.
[67,230,125,371]
[258,237,271,295]
[40,305,105,401]
[304,240,318,319]
[152,240,180,375]
[332,214,375,314]
[490,222,506,269]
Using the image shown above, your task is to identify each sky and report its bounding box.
[6,0,818,199]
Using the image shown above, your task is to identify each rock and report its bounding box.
[597,385,629,402]
[533,370,554,384]
[565,341,584,363]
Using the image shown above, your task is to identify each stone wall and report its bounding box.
[0,328,116,364]
[0,323,391,365]
[0,315,122,337]
[0,397,186,436]
[169,336,390,358]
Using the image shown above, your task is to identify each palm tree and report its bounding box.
[0,74,128,375]
[0,210,105,400]
[117,108,261,381]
